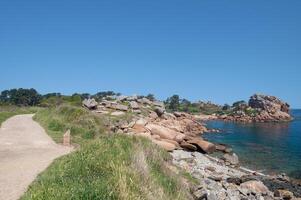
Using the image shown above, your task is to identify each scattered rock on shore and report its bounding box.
[171,150,301,200]
[222,153,239,166]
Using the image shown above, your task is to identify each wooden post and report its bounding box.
[63,129,71,146]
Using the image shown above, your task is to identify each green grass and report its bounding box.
[21,136,191,200]
[33,105,108,144]
[0,106,40,126]
[22,104,194,200]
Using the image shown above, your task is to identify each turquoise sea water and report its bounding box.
[203,109,301,179]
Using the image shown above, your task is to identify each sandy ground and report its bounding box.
[0,114,73,200]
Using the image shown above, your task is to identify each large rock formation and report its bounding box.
[248,94,292,122]
[82,94,218,155]
[219,94,293,122]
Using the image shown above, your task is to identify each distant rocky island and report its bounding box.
[218,94,293,123]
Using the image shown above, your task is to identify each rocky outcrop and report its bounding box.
[249,94,290,113]
[82,95,228,156]
[219,94,293,123]
[82,98,98,109]
[249,94,292,122]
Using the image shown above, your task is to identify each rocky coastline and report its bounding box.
[83,95,217,153]
[82,94,300,200]
[171,150,301,200]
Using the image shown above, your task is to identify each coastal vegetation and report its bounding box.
[164,94,222,114]
[22,134,191,199]
[0,88,224,115]
[9,97,194,199]
[0,88,41,106]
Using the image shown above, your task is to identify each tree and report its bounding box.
[80,93,91,100]
[222,104,231,110]
[146,94,155,101]
[180,99,191,112]
[93,91,116,101]
[43,93,61,99]
[0,88,42,106]
[167,95,180,111]
[0,90,10,103]
[232,100,247,108]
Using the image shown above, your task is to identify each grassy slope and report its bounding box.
[0,106,40,126]
[21,105,193,200]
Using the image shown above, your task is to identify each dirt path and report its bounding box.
[0,114,73,200]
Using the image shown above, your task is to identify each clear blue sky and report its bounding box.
[0,0,300,107]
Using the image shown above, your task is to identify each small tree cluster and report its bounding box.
[0,88,42,106]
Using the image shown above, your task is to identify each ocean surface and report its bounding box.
[203,109,301,179]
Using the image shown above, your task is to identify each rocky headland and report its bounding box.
[83,94,300,200]
[218,94,293,123]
